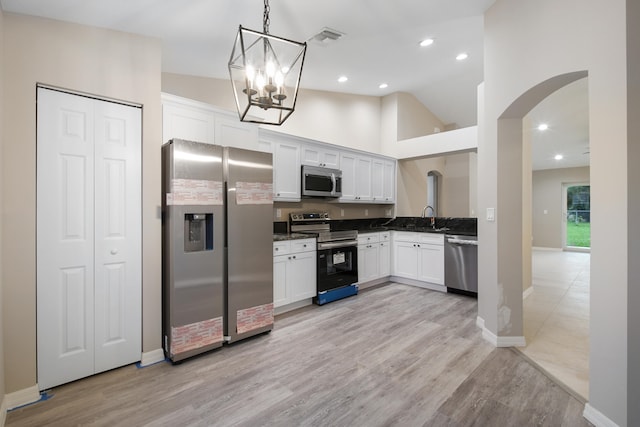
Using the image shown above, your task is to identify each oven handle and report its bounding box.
[317,240,358,250]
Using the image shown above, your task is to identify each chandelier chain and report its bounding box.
[263,0,270,34]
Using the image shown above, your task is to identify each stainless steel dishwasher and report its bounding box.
[444,234,478,296]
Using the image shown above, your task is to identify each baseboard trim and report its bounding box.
[523,286,534,299]
[0,394,7,426]
[389,276,447,293]
[480,323,526,347]
[476,316,485,329]
[583,403,619,427]
[138,349,165,367]
[5,385,41,410]
[532,246,563,251]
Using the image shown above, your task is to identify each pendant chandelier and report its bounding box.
[228,0,307,125]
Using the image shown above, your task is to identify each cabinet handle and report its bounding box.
[292,255,296,259]
[275,247,279,251]
[303,244,307,248]
[288,256,291,260]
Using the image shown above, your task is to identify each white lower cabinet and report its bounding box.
[392,232,444,285]
[357,232,391,285]
[273,238,316,308]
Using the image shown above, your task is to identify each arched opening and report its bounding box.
[494,71,590,398]
[426,170,442,216]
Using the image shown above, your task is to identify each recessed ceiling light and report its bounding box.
[538,123,549,131]
[337,76,348,83]
[554,154,563,160]
[379,83,388,89]
[420,38,434,47]
[456,52,468,61]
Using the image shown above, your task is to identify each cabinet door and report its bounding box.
[393,242,418,279]
[273,142,301,201]
[290,251,317,301]
[339,153,357,201]
[358,244,379,283]
[379,241,391,278]
[162,102,215,144]
[355,157,372,201]
[382,160,396,203]
[301,145,339,169]
[214,115,258,150]
[418,244,444,285]
[273,255,289,308]
[371,159,385,202]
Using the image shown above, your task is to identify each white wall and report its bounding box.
[532,167,590,249]
[480,0,631,425]
[2,13,162,394]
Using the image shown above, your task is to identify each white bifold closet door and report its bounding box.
[37,87,142,390]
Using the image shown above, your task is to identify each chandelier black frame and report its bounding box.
[228,0,307,125]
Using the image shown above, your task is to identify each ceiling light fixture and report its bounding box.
[338,76,348,83]
[537,123,549,131]
[420,38,434,47]
[228,0,307,125]
[554,154,563,160]
[456,53,468,61]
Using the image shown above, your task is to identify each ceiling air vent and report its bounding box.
[308,27,345,47]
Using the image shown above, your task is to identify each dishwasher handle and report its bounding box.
[447,238,478,246]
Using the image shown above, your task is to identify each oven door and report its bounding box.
[317,241,358,292]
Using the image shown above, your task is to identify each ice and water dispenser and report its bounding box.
[184,213,213,252]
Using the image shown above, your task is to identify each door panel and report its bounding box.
[94,100,142,372]
[38,88,96,389]
[37,87,142,389]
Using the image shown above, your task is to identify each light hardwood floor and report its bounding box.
[7,284,591,426]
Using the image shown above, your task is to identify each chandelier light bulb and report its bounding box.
[266,60,276,78]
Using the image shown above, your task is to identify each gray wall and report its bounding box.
[532,167,590,248]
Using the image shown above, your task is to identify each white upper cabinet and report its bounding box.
[301,143,340,169]
[340,151,394,203]
[161,93,258,149]
[340,152,373,202]
[260,129,302,202]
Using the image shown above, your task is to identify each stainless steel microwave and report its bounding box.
[301,165,342,198]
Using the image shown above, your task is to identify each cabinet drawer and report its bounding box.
[358,233,380,245]
[379,232,391,242]
[273,241,290,256]
[290,238,316,253]
[418,233,444,245]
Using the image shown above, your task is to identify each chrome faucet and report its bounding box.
[421,205,435,218]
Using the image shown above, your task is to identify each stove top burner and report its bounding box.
[289,212,357,242]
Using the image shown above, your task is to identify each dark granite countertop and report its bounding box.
[273,217,477,241]
[332,217,477,236]
[273,233,317,242]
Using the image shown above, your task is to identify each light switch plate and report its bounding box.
[487,208,495,222]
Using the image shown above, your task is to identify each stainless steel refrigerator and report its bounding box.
[162,139,274,362]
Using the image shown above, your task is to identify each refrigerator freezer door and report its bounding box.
[224,147,274,342]
[162,139,225,361]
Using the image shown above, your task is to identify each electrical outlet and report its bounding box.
[276,208,282,219]
[365,209,369,216]
[385,208,392,216]
[340,209,344,217]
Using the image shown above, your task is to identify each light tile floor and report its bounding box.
[521,249,590,400]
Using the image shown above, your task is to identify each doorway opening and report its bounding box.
[563,183,591,250]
